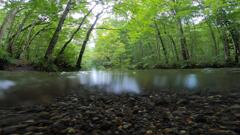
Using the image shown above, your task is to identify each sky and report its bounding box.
[0,0,4,9]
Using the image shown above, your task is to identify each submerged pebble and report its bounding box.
[0,91,239,135]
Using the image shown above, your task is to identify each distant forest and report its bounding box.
[0,0,239,71]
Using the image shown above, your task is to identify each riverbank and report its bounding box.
[1,58,240,72]
[0,91,239,135]
[2,63,240,72]
[151,63,240,70]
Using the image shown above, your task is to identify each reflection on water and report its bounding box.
[77,70,140,94]
[0,68,240,105]
[152,74,198,90]
[184,74,198,89]
[153,76,167,87]
[0,80,15,90]
[0,80,16,99]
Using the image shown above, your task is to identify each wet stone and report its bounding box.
[3,124,28,134]
[92,117,99,121]
[209,129,239,135]
[38,112,50,119]
[24,119,35,124]
[24,132,34,135]
[146,130,153,134]
[229,104,240,110]
[26,126,38,132]
[66,127,76,134]
[179,130,187,135]
[0,91,239,135]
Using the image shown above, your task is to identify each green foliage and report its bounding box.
[0,0,239,70]
[0,49,8,59]
[89,0,240,69]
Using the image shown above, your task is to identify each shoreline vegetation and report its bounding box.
[0,0,239,72]
[0,90,239,135]
[1,59,240,72]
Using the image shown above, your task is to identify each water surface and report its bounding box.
[0,68,240,105]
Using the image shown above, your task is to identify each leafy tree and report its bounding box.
[0,0,239,70]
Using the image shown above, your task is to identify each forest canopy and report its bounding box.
[0,0,239,71]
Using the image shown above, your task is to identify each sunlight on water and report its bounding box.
[0,80,15,90]
[202,68,214,73]
[184,74,198,89]
[111,76,139,94]
[1,68,240,105]
[0,80,16,99]
[78,70,140,94]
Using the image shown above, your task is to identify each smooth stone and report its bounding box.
[38,112,50,119]
[146,130,153,134]
[24,119,35,124]
[3,124,28,134]
[24,132,34,135]
[26,126,38,132]
[92,117,99,121]
[66,127,76,134]
[229,104,240,110]
[72,98,78,102]
[209,129,238,135]
[180,130,187,134]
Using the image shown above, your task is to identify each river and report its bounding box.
[1,68,240,105]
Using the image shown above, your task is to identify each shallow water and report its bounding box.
[0,68,240,105]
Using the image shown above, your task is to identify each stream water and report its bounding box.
[0,68,240,105]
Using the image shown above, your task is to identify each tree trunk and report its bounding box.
[163,24,179,61]
[216,9,234,63]
[178,19,190,60]
[44,0,72,61]
[207,22,218,56]
[234,47,239,63]
[222,30,231,63]
[56,5,95,59]
[171,0,189,61]
[196,0,218,56]
[154,21,168,64]
[169,35,179,61]
[155,34,161,60]
[0,8,18,47]
[229,28,240,63]
[188,20,197,58]
[21,21,37,59]
[27,25,52,48]
[17,23,51,59]
[76,11,103,69]
[140,41,144,58]
[7,14,29,55]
